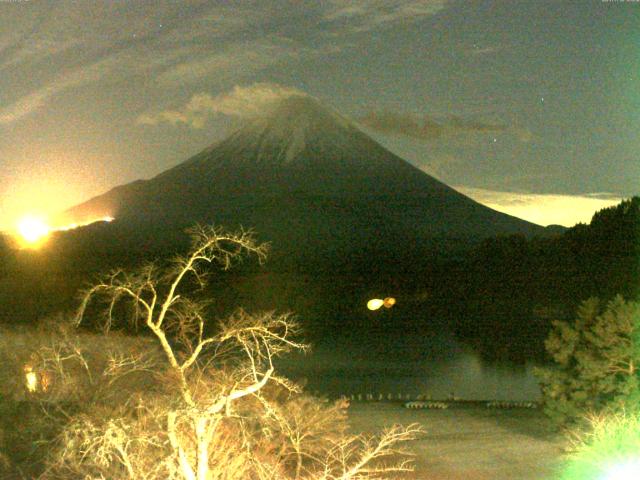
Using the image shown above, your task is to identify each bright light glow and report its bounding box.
[24,365,37,393]
[13,214,115,247]
[17,216,50,245]
[368,297,397,310]
[40,371,51,392]
[602,459,640,480]
[367,299,384,311]
[56,215,114,231]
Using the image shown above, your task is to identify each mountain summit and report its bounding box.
[150,94,449,197]
[216,94,361,166]
[63,94,544,264]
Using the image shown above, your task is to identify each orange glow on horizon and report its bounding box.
[16,216,51,247]
[55,215,114,231]
[13,214,114,249]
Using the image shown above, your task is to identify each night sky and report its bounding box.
[1,0,638,230]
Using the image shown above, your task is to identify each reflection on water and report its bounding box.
[279,332,541,401]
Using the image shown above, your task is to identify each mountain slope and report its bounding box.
[62,95,544,264]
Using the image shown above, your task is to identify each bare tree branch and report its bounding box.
[42,225,420,480]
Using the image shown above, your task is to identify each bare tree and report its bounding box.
[40,225,421,480]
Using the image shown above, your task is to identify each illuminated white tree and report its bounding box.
[41,225,421,480]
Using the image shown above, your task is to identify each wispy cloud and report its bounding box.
[0,1,450,126]
[0,55,119,124]
[0,2,347,126]
[420,153,460,178]
[358,111,444,139]
[155,38,307,88]
[465,44,501,56]
[0,2,179,123]
[358,111,508,140]
[471,46,499,55]
[137,83,306,128]
[324,0,448,33]
[0,1,170,69]
[456,186,623,227]
[0,38,82,70]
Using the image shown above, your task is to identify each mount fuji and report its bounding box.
[62,94,544,267]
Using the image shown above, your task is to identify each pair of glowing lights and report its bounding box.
[367,297,396,311]
[24,364,51,393]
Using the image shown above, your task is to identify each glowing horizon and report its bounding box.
[16,215,50,246]
[12,215,114,249]
[456,187,624,227]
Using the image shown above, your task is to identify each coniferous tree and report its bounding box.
[536,295,640,426]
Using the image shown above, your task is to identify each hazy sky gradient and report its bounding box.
[0,0,637,229]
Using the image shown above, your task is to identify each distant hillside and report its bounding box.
[439,196,640,361]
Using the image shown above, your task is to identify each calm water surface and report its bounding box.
[279,332,541,401]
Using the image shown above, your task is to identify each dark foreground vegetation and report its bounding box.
[0,198,637,478]
[534,285,640,479]
[1,197,637,363]
[0,227,421,479]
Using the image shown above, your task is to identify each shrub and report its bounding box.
[560,410,640,480]
[0,319,163,478]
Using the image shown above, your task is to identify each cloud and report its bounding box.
[155,39,306,88]
[0,3,271,123]
[0,2,447,125]
[0,37,290,126]
[447,115,508,133]
[0,2,189,124]
[358,111,507,140]
[0,2,160,70]
[0,1,448,126]
[0,3,341,125]
[420,153,459,178]
[471,46,499,55]
[456,187,624,227]
[358,111,444,139]
[324,0,448,33]
[0,89,50,125]
[137,83,306,128]
[0,38,82,70]
[464,44,502,56]
[0,55,118,124]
